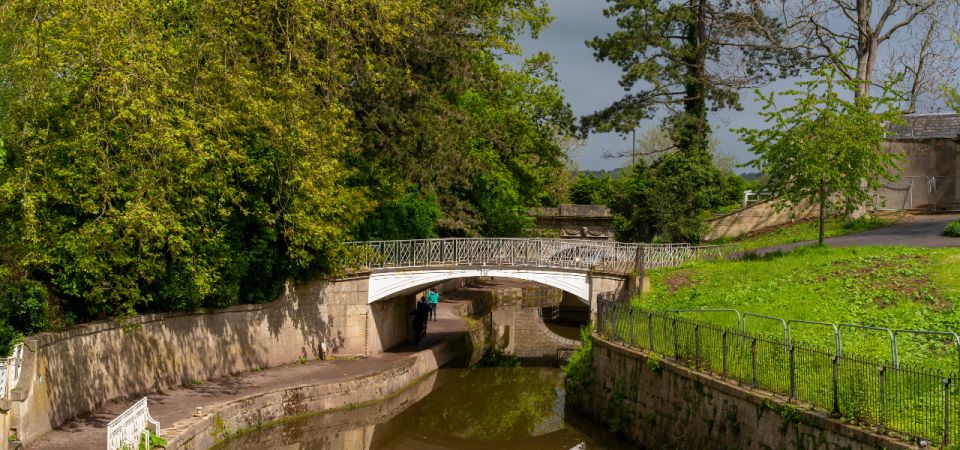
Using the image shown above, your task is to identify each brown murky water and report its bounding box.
[218,367,634,449]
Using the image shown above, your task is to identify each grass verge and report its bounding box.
[638,245,960,370]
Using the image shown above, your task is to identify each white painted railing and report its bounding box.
[107,397,160,450]
[344,238,730,274]
[742,189,772,207]
[0,360,7,400]
[0,343,23,399]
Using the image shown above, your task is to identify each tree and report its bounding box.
[884,6,960,112]
[609,152,743,242]
[342,2,575,238]
[0,0,574,352]
[588,126,747,242]
[736,65,903,245]
[569,174,616,205]
[946,36,960,112]
[583,0,801,153]
[582,0,799,243]
[783,0,959,100]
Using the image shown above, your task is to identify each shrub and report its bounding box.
[843,216,890,233]
[945,221,960,237]
[562,326,594,392]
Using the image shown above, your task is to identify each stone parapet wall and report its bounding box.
[706,199,818,241]
[529,203,614,241]
[10,275,374,444]
[570,336,910,450]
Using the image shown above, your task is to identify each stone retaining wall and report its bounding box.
[166,318,486,449]
[570,336,910,450]
[706,200,818,241]
[10,274,378,444]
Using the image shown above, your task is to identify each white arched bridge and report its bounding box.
[343,238,730,303]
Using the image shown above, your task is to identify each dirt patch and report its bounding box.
[664,270,697,293]
[830,255,952,311]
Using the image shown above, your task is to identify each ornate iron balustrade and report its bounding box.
[343,238,729,274]
[107,397,160,450]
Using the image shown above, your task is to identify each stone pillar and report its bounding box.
[0,402,9,450]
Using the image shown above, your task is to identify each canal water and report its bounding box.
[218,367,633,449]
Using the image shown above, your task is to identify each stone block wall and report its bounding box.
[570,337,910,450]
[706,199,818,241]
[10,274,373,443]
[490,286,581,364]
[510,307,580,363]
[879,139,960,210]
[367,293,416,355]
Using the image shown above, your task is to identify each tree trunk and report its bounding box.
[818,180,826,245]
[677,0,710,154]
[853,0,875,98]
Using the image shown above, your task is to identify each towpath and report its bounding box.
[30,295,474,450]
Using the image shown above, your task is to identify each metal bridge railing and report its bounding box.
[1,343,23,400]
[598,300,957,446]
[107,397,160,450]
[343,238,732,274]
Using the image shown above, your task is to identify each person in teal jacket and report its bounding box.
[427,288,439,322]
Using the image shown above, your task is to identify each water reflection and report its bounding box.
[219,367,633,450]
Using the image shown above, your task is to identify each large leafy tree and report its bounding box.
[608,153,743,242]
[342,2,575,237]
[0,0,573,352]
[0,0,401,325]
[736,65,904,245]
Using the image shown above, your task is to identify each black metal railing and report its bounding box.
[597,300,956,445]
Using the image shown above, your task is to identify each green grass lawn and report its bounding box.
[713,216,894,252]
[636,246,960,371]
[608,245,960,442]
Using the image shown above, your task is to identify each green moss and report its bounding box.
[645,354,663,373]
[211,415,230,444]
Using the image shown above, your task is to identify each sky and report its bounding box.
[510,1,803,173]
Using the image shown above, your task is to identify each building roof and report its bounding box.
[887,113,960,140]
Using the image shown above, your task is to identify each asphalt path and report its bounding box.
[755,214,960,255]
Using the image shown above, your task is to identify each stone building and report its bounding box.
[528,204,614,241]
[879,113,960,211]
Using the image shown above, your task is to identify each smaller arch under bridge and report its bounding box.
[343,238,730,303]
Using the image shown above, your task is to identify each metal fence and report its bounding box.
[343,238,732,275]
[875,176,960,212]
[598,300,958,445]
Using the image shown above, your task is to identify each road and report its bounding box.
[756,213,960,254]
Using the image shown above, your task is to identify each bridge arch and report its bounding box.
[367,267,591,303]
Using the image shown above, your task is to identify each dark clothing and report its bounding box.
[417,301,431,324]
[411,300,431,343]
